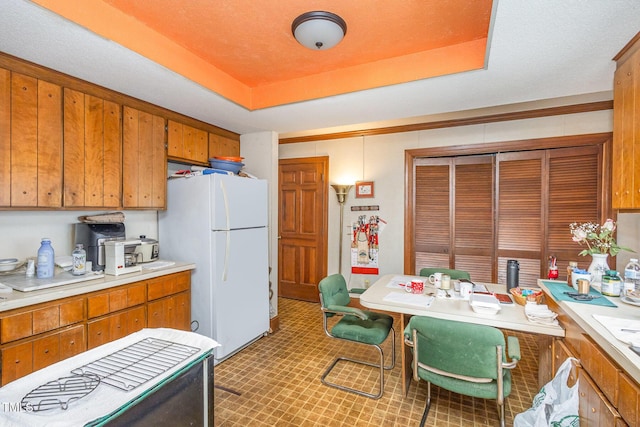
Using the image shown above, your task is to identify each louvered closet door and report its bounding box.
[547,146,601,276]
[496,152,544,286]
[414,156,494,279]
[454,156,494,280]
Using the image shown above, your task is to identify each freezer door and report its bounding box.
[211,227,269,361]
[211,174,267,230]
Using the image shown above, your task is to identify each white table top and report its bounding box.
[360,274,565,337]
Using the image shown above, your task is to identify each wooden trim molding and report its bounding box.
[279,101,612,145]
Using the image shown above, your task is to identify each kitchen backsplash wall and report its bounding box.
[0,211,158,261]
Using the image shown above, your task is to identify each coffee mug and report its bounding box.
[428,272,442,288]
[405,279,425,294]
[459,281,473,300]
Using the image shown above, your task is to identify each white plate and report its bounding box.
[621,296,640,307]
[0,259,23,272]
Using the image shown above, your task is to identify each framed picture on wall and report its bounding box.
[355,181,374,198]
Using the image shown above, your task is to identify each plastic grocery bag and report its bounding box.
[513,357,579,427]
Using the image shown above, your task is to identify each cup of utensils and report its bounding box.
[405,279,425,294]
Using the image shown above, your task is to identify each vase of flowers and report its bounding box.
[569,219,632,285]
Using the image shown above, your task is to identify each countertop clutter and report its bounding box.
[0,261,195,313]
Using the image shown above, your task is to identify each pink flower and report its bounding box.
[571,228,587,242]
[602,219,616,233]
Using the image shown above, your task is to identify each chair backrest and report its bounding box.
[407,316,505,380]
[419,267,470,280]
[318,274,351,311]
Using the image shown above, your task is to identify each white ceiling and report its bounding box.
[1,0,639,137]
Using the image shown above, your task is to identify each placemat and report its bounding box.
[541,280,617,307]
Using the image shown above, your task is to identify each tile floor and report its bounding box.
[214,298,540,426]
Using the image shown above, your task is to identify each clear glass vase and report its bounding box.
[588,253,610,285]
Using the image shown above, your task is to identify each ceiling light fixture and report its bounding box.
[292,11,347,50]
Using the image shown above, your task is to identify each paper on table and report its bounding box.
[386,275,418,289]
[592,314,640,345]
[383,292,434,308]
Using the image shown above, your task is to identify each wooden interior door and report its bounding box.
[278,157,328,302]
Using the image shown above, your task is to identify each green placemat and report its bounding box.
[540,280,617,307]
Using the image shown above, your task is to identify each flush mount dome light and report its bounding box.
[292,11,347,50]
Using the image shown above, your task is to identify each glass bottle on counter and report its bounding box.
[624,258,640,294]
[36,238,55,279]
[567,261,578,287]
[72,244,86,276]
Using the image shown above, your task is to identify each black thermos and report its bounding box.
[507,260,519,290]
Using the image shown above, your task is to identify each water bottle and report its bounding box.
[507,259,519,291]
[72,243,86,276]
[624,258,640,294]
[36,238,55,279]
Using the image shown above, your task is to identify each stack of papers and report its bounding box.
[524,302,558,325]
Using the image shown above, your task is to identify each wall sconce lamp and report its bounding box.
[292,11,347,50]
[331,184,352,274]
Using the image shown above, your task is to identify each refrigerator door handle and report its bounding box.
[223,230,230,281]
[220,180,231,230]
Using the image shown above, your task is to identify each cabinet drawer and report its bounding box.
[147,271,190,300]
[1,298,84,343]
[33,333,60,372]
[87,306,146,350]
[580,335,620,406]
[148,291,190,330]
[87,283,146,318]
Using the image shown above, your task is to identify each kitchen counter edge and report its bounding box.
[0,262,196,313]
[538,279,640,384]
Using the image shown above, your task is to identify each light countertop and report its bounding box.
[538,279,640,384]
[0,261,195,313]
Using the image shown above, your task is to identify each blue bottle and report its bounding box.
[36,238,55,279]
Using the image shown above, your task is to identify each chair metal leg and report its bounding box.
[320,327,395,400]
[419,381,432,427]
[497,399,506,427]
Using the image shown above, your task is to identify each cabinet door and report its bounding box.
[123,106,166,208]
[578,369,621,426]
[148,292,190,330]
[167,120,208,164]
[33,333,60,372]
[612,46,640,209]
[552,339,578,387]
[63,88,122,208]
[209,133,240,158]
[1,341,32,385]
[59,325,86,360]
[0,67,9,206]
[87,316,110,349]
[11,73,63,207]
[618,372,640,426]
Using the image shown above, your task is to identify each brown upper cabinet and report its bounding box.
[613,33,640,209]
[0,69,63,208]
[209,133,240,158]
[63,88,122,208]
[167,120,208,165]
[123,106,167,209]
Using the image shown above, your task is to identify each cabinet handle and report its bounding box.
[97,331,102,336]
[70,340,75,345]
[15,359,20,364]
[44,349,49,354]
[591,407,596,413]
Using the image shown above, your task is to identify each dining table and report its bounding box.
[359,274,565,396]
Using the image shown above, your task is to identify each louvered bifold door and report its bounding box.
[496,151,544,287]
[414,158,451,273]
[546,145,602,278]
[453,156,495,281]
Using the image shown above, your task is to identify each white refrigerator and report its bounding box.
[159,173,269,363]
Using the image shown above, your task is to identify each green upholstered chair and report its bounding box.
[318,274,395,399]
[419,267,471,281]
[404,316,520,427]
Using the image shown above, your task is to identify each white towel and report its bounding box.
[592,314,640,346]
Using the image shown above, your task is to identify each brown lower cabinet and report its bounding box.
[0,271,191,386]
